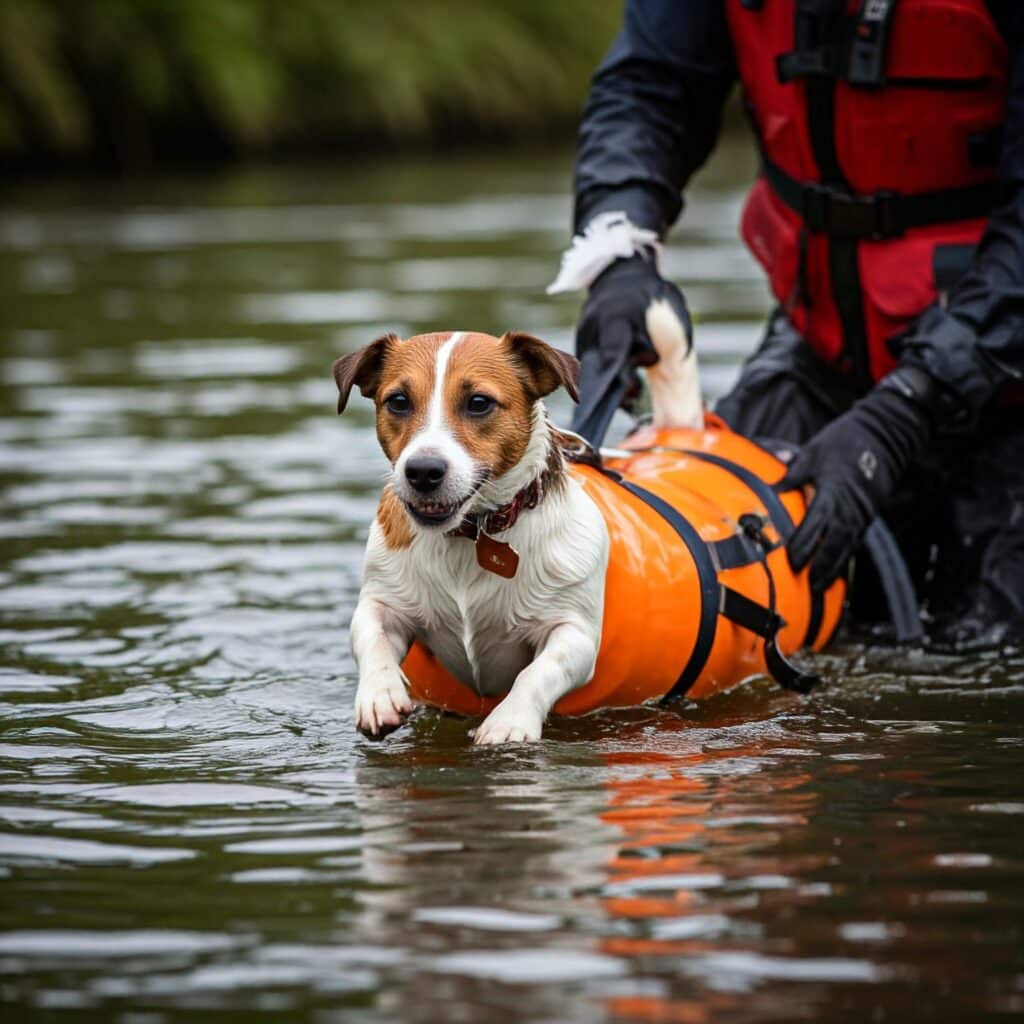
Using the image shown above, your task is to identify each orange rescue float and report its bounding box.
[403,421,845,716]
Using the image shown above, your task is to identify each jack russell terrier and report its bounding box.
[335,306,842,744]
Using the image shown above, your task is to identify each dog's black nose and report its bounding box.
[405,455,448,494]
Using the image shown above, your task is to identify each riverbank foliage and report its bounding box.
[0,0,623,172]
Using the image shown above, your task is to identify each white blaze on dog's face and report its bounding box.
[334,331,578,531]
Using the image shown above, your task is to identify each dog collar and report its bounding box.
[447,451,562,578]
[447,477,540,541]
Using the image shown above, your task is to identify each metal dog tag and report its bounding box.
[476,532,519,579]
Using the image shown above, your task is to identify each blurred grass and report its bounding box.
[0,0,622,172]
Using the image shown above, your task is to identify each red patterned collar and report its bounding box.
[447,448,562,540]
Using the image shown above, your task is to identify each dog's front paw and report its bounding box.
[354,671,413,739]
[473,698,543,745]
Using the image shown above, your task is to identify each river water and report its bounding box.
[1,138,1022,1023]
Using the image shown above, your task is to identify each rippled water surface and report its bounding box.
[2,140,1023,1022]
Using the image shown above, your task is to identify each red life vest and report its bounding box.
[725,0,1008,387]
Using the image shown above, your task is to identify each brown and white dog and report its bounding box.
[335,303,700,744]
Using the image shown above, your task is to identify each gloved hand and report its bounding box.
[572,253,691,444]
[779,367,938,592]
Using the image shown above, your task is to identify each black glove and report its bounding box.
[571,253,691,445]
[779,367,938,592]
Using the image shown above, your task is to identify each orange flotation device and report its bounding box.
[403,420,845,716]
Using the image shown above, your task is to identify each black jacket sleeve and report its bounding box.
[898,3,1024,421]
[573,0,737,236]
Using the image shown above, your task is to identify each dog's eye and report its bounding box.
[465,394,496,417]
[384,392,411,415]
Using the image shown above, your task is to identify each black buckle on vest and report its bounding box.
[776,46,840,84]
[801,184,901,239]
[847,0,899,88]
[777,2,902,88]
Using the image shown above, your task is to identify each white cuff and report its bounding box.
[546,211,661,295]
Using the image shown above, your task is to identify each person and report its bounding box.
[549,0,1024,650]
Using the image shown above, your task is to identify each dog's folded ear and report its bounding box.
[502,331,580,403]
[333,333,399,414]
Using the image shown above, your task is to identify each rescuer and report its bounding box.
[550,0,1024,650]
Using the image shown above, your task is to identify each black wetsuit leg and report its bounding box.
[927,414,1024,649]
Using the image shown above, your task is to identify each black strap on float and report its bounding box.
[615,479,822,699]
[604,442,924,649]
[677,449,796,536]
[648,446,827,650]
[762,158,999,241]
[615,480,721,698]
[567,435,921,690]
[723,512,821,695]
[720,582,820,695]
[707,527,775,572]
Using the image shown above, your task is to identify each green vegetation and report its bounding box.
[0,0,622,171]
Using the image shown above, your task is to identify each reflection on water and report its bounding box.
[1,139,1023,1022]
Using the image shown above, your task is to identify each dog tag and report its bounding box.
[476,532,519,579]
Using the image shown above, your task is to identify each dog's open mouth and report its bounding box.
[405,500,460,526]
[403,474,488,529]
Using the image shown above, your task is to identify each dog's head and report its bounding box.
[334,331,579,530]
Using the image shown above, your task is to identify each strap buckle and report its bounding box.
[847,0,899,88]
[801,185,902,239]
[776,45,840,83]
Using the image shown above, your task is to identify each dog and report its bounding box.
[335,306,838,744]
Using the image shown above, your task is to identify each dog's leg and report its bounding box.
[473,621,599,745]
[351,597,415,738]
[645,297,703,430]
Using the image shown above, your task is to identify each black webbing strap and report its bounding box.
[678,450,796,537]
[676,448,826,650]
[612,444,826,649]
[776,45,841,83]
[775,0,901,88]
[617,481,720,699]
[617,479,821,699]
[719,586,821,695]
[763,158,998,241]
[776,0,846,84]
[719,585,779,639]
[720,510,821,695]
[708,530,771,572]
